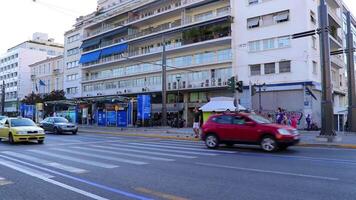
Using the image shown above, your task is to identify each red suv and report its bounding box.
[201,113,300,152]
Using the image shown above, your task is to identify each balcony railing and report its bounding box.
[83,0,215,40]
[82,53,128,68]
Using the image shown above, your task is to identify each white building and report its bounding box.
[30,55,64,94]
[235,0,351,128]
[63,20,84,99]
[0,33,63,114]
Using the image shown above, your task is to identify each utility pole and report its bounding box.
[1,80,5,115]
[318,0,336,139]
[346,11,356,132]
[161,38,167,127]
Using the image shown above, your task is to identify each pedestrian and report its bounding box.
[291,116,297,128]
[192,107,200,138]
[267,114,273,122]
[306,114,311,130]
[276,108,283,124]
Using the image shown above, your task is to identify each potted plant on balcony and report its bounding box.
[183,27,200,43]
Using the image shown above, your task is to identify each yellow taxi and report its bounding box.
[0,118,45,144]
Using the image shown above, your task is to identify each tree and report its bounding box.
[43,90,66,102]
[21,92,43,104]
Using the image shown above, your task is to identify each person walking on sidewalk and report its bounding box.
[193,107,200,138]
[306,114,311,130]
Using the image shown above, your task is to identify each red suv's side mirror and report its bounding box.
[245,121,256,126]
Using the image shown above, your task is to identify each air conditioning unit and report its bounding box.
[211,79,216,86]
[168,83,171,90]
[205,80,209,87]
[218,78,222,86]
[182,81,186,88]
[223,81,227,86]
[188,84,192,88]
[142,88,146,92]
[201,82,204,87]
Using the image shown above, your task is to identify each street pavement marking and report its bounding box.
[135,187,189,200]
[195,162,340,181]
[154,141,206,147]
[2,151,88,174]
[0,176,13,186]
[71,146,175,162]
[51,148,148,165]
[0,159,54,179]
[28,150,118,168]
[108,143,216,156]
[45,139,122,146]
[0,157,109,200]
[91,145,197,159]
[129,142,236,154]
[47,138,84,143]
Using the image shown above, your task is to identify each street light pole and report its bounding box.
[1,80,5,115]
[318,0,335,138]
[346,11,356,132]
[176,74,181,128]
[161,38,167,127]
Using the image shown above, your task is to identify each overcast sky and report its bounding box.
[0,0,355,54]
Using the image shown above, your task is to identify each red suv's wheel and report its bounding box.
[205,134,219,149]
[261,136,277,152]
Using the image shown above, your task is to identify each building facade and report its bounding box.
[72,0,355,128]
[30,56,64,94]
[0,33,63,114]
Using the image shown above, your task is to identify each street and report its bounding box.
[0,132,355,200]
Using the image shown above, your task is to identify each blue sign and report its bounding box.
[97,111,106,126]
[21,105,35,119]
[106,111,117,126]
[137,95,151,120]
[117,111,127,127]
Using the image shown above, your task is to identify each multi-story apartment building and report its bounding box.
[0,33,63,114]
[236,0,351,128]
[63,20,84,99]
[74,0,354,127]
[30,56,64,94]
[79,0,233,125]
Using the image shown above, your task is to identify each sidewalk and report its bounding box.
[78,125,356,149]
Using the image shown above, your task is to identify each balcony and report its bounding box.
[331,54,345,68]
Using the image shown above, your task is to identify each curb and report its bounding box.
[80,129,356,149]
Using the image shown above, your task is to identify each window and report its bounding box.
[312,36,317,49]
[68,34,80,43]
[250,64,261,76]
[263,38,275,50]
[264,63,275,74]
[310,11,316,24]
[275,11,289,23]
[194,11,213,22]
[248,0,259,5]
[66,87,78,94]
[67,48,79,56]
[247,17,260,28]
[232,116,246,125]
[278,36,290,48]
[67,74,78,81]
[66,60,79,69]
[248,40,260,52]
[215,115,233,124]
[279,61,291,73]
[313,61,318,74]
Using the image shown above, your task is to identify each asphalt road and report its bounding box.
[0,131,356,200]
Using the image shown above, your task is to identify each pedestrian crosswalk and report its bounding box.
[0,139,235,184]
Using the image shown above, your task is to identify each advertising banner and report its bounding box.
[117,111,127,127]
[97,111,106,126]
[106,111,117,126]
[137,95,151,120]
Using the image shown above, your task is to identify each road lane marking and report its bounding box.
[47,138,84,143]
[51,148,148,165]
[135,187,189,200]
[0,159,54,179]
[0,155,153,200]
[195,162,340,181]
[71,146,175,162]
[91,145,197,159]
[0,157,109,200]
[129,142,235,154]
[108,143,214,156]
[47,140,122,146]
[0,177,13,186]
[1,151,87,174]
[157,141,205,147]
[28,150,118,168]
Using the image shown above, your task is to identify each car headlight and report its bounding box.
[38,130,45,134]
[278,129,292,135]
[17,131,27,135]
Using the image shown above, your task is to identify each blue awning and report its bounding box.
[80,37,101,49]
[79,50,102,64]
[101,43,128,57]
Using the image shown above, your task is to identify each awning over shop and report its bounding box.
[199,97,246,112]
[101,43,128,57]
[79,50,102,64]
[80,37,102,49]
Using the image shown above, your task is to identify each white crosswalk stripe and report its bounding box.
[108,143,217,156]
[2,151,87,174]
[90,145,197,159]
[129,142,236,153]
[28,150,118,168]
[0,158,54,179]
[71,146,175,162]
[51,148,148,165]
[0,176,12,186]
[152,141,206,147]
